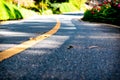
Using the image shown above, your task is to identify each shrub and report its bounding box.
[82,0,120,25]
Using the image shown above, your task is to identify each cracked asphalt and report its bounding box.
[0,13,120,80]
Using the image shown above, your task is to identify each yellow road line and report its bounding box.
[0,20,61,62]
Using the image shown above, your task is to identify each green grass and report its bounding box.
[60,3,79,13]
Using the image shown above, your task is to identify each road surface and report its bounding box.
[0,13,120,80]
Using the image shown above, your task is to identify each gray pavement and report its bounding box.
[0,16,56,51]
[0,13,120,80]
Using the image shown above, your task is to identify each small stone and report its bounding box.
[67,45,73,49]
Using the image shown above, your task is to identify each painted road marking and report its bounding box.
[0,20,61,62]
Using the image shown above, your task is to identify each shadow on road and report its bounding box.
[0,17,120,80]
[0,19,56,51]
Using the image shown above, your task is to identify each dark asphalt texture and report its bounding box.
[0,17,56,51]
[0,14,120,80]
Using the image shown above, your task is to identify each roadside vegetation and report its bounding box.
[82,0,120,26]
[1,0,119,26]
[0,0,87,21]
[0,0,38,21]
[0,0,23,20]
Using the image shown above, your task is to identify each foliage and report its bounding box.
[49,0,69,3]
[49,3,61,14]
[3,0,87,16]
[34,0,70,14]
[37,2,48,10]
[0,0,39,21]
[34,0,68,4]
[82,0,120,25]
[0,0,23,20]
[0,1,9,20]
[42,9,53,15]
[69,0,80,9]
[60,3,79,13]
[28,7,40,12]
[5,0,35,8]
[19,8,39,18]
[69,0,87,11]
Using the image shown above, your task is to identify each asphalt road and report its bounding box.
[0,13,120,80]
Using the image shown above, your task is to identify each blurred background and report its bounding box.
[0,0,87,20]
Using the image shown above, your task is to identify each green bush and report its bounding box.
[82,10,93,20]
[82,0,120,25]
